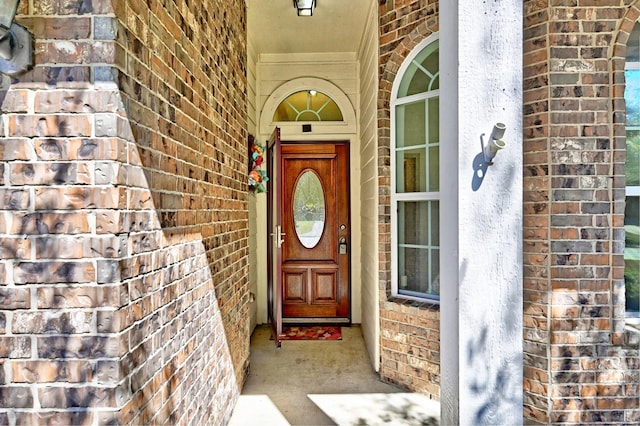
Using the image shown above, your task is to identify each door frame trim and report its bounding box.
[260,78,357,134]
[256,79,360,327]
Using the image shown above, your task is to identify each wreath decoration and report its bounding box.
[249,141,268,193]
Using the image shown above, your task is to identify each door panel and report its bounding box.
[280,142,350,321]
[283,270,306,303]
[313,271,337,302]
[267,128,283,346]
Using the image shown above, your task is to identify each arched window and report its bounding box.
[625,20,640,316]
[391,36,440,301]
[273,90,344,122]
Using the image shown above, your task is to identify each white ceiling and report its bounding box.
[246,0,372,55]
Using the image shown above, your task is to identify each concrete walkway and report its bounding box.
[229,325,440,425]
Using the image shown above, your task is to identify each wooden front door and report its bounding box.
[279,142,350,322]
[267,128,283,345]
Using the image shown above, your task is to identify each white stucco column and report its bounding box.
[440,2,523,425]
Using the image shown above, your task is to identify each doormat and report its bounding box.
[280,326,342,341]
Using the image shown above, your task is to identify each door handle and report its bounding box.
[271,225,286,248]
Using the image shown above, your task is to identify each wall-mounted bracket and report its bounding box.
[481,123,507,165]
[0,23,34,76]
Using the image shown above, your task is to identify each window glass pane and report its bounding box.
[398,201,439,245]
[403,64,429,98]
[395,99,440,193]
[431,76,439,91]
[431,201,439,245]
[628,21,640,63]
[627,129,640,186]
[626,21,640,316]
[625,70,640,126]
[428,97,439,144]
[431,249,440,295]
[420,44,439,78]
[273,90,343,122]
[396,147,426,193]
[298,111,319,121]
[396,100,429,193]
[625,196,640,313]
[428,97,440,192]
[428,146,439,192]
[397,201,439,298]
[273,101,297,122]
[398,249,440,297]
[397,40,439,97]
[396,101,426,148]
[293,171,325,249]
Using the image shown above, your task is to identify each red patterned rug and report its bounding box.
[280,326,342,341]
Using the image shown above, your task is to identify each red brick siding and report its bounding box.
[378,2,440,398]
[523,1,552,421]
[110,0,250,395]
[524,1,640,423]
[0,0,249,424]
[380,298,440,397]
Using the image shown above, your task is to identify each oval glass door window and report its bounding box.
[293,171,326,248]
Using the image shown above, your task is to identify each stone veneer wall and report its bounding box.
[0,0,249,424]
[377,0,440,398]
[523,1,639,423]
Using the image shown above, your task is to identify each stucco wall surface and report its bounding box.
[441,0,524,423]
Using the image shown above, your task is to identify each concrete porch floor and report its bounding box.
[228,325,440,425]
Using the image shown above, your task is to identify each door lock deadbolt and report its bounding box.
[339,237,348,254]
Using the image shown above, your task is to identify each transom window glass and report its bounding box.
[392,37,440,301]
[625,21,640,316]
[273,90,344,122]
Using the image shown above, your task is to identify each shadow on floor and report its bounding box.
[229,325,440,426]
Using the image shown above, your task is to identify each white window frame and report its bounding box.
[391,33,441,302]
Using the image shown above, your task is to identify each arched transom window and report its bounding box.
[273,90,344,122]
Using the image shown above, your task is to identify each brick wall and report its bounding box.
[378,1,440,398]
[0,0,249,424]
[379,298,440,396]
[524,1,640,423]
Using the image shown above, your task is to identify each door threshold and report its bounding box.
[283,318,351,325]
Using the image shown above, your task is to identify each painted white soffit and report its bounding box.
[247,0,371,55]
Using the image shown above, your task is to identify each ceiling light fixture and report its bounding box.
[293,0,315,16]
[0,0,34,76]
